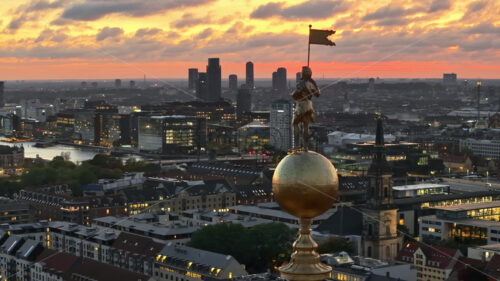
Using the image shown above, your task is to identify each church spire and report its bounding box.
[369,117,391,175]
[375,117,384,147]
[367,117,393,208]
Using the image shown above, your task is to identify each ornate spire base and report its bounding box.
[279,218,332,281]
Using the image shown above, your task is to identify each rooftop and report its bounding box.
[432,200,500,212]
[94,215,200,237]
[393,183,449,191]
[228,205,335,223]
[422,215,500,228]
[159,242,236,269]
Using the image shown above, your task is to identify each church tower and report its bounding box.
[361,117,403,261]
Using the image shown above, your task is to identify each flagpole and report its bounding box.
[307,25,311,67]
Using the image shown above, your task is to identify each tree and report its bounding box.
[397,224,414,243]
[318,237,354,254]
[187,223,295,273]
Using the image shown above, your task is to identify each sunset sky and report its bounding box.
[0,0,499,80]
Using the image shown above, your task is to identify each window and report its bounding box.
[367,246,372,257]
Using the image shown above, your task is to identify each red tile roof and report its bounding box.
[63,259,149,281]
[395,241,460,269]
[36,249,79,272]
[111,232,164,258]
[485,254,500,278]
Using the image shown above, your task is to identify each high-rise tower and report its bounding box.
[197,73,208,101]
[246,61,254,89]
[236,88,251,120]
[270,99,292,151]
[229,74,238,91]
[207,58,221,101]
[188,68,199,90]
[273,67,287,96]
[0,81,4,107]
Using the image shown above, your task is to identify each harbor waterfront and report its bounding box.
[0,140,147,163]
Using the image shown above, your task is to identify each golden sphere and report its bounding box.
[273,151,338,218]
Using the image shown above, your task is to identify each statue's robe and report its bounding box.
[292,79,319,124]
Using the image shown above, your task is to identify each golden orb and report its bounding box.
[273,151,338,219]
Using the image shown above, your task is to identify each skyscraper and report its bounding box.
[229,74,238,91]
[114,79,122,88]
[188,68,199,90]
[270,99,292,151]
[443,73,457,85]
[197,73,208,101]
[296,72,301,85]
[207,58,221,101]
[368,78,375,94]
[272,72,278,90]
[236,87,251,120]
[246,61,254,89]
[130,80,136,88]
[275,67,287,96]
[0,81,4,107]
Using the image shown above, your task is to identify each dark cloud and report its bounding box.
[200,31,302,55]
[34,28,68,43]
[61,0,214,21]
[428,0,451,12]
[172,13,209,29]
[96,27,124,41]
[461,1,490,20]
[135,28,162,37]
[7,15,28,31]
[8,0,69,31]
[224,21,254,35]
[280,0,350,19]
[375,18,409,26]
[167,31,181,39]
[250,2,283,19]
[22,0,68,13]
[50,17,72,25]
[250,0,349,19]
[195,28,213,40]
[467,23,500,34]
[467,0,488,13]
[363,5,421,21]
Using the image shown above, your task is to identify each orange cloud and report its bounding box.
[0,0,499,79]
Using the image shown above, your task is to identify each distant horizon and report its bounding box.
[1,75,496,83]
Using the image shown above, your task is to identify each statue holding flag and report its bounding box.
[291,25,335,151]
[292,66,320,150]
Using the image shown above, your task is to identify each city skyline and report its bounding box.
[0,0,499,80]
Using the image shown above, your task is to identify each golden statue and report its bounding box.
[273,150,339,281]
[292,66,320,151]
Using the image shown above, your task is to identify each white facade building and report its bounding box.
[270,99,292,151]
[459,138,500,159]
